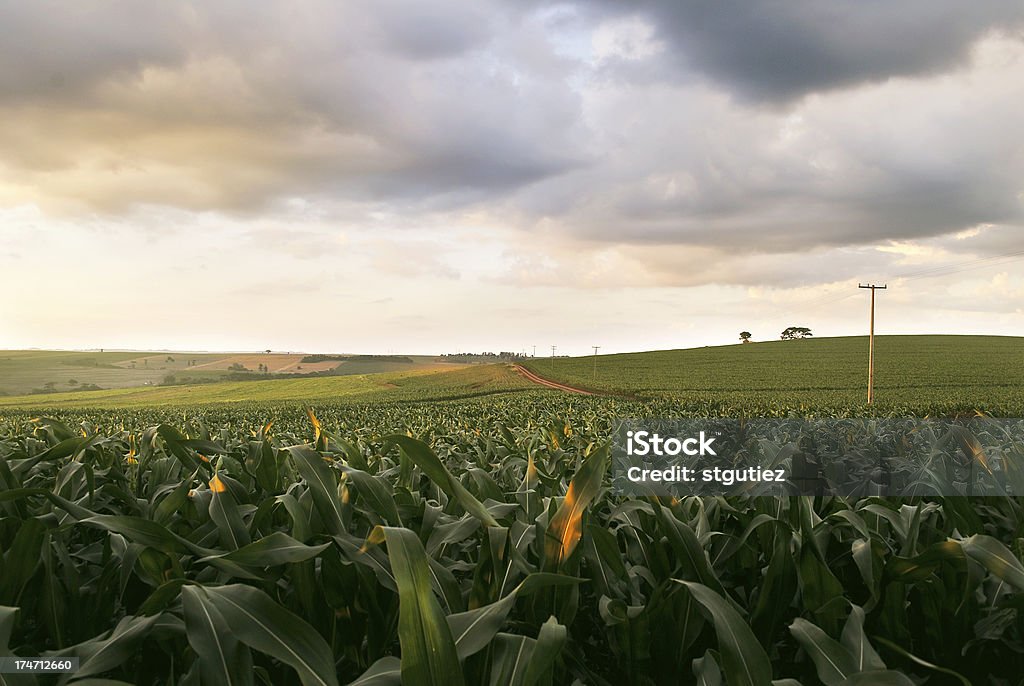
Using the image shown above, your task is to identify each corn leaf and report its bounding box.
[201,584,339,686]
[378,526,464,686]
[676,581,773,686]
[181,585,254,686]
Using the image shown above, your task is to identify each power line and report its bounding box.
[759,246,1024,331]
[892,248,1024,282]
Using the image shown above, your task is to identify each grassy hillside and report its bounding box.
[6,336,1023,415]
[0,350,461,396]
[523,335,1024,412]
[0,363,535,410]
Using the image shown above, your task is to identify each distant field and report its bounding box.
[0,350,461,396]
[0,363,535,410]
[522,335,1024,414]
[5,336,1023,415]
[0,350,229,395]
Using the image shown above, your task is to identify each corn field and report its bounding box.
[2,396,1024,684]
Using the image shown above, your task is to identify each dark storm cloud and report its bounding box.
[0,2,194,102]
[595,0,1024,102]
[576,168,1021,251]
[369,0,494,59]
[0,0,586,211]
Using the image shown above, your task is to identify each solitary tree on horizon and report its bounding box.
[739,331,752,343]
[781,326,813,340]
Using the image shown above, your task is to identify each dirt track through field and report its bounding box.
[512,364,596,395]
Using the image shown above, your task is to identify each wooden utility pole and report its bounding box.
[859,284,887,404]
[592,346,600,381]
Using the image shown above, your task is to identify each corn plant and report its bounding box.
[1,398,1023,684]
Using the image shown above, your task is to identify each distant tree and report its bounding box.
[166,356,174,362]
[265,349,271,354]
[781,327,813,340]
[68,379,78,385]
[739,331,752,344]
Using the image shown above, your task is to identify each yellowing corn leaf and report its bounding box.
[543,444,608,570]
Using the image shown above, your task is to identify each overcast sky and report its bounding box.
[1,1,1023,355]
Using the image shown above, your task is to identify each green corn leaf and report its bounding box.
[751,530,797,647]
[253,439,281,493]
[202,584,339,686]
[181,585,254,686]
[377,526,464,686]
[339,466,402,526]
[152,474,196,526]
[348,657,401,685]
[872,636,972,685]
[275,493,313,543]
[693,650,723,686]
[657,502,726,595]
[487,634,534,686]
[850,539,881,610]
[0,488,96,521]
[839,606,884,672]
[1,606,19,653]
[288,446,346,536]
[676,581,773,686]
[156,425,207,472]
[0,606,35,686]
[960,534,1024,590]
[57,615,160,682]
[0,518,45,604]
[886,540,965,582]
[30,416,76,442]
[39,533,64,648]
[789,618,858,685]
[447,574,582,660]
[797,538,846,634]
[837,672,918,686]
[208,475,251,550]
[522,615,567,686]
[78,515,190,554]
[201,532,330,567]
[384,435,498,527]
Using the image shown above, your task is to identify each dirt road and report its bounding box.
[512,364,596,395]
